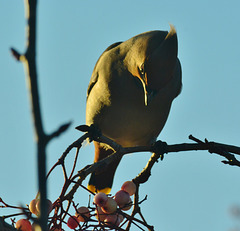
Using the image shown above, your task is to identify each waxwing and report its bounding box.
[86,25,182,194]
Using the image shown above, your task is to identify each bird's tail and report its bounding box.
[88,142,121,194]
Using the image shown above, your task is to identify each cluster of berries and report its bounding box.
[67,181,136,229]
[14,198,53,231]
[14,181,136,230]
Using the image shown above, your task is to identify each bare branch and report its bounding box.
[74,126,240,190]
[10,48,23,61]
[3,122,240,230]
[18,1,49,230]
[47,121,72,142]
[10,1,70,230]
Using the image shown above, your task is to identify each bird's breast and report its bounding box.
[86,75,173,147]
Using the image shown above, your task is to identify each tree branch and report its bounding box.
[2,122,240,230]
[75,126,240,189]
[10,1,70,230]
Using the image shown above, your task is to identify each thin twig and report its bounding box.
[69,147,80,180]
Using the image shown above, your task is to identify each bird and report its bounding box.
[86,25,182,194]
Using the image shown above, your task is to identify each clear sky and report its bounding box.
[1,1,240,230]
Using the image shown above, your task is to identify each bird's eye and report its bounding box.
[140,63,145,75]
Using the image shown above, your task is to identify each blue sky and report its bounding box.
[1,1,240,230]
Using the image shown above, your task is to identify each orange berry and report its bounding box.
[15,219,32,231]
[75,206,90,222]
[121,181,136,196]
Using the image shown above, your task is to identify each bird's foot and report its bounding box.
[152,140,168,160]
[75,124,102,142]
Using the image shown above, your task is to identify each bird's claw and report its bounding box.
[75,124,102,143]
[153,140,168,160]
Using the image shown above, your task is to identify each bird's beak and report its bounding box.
[142,81,148,106]
[143,84,156,106]
[138,73,154,106]
[138,66,149,106]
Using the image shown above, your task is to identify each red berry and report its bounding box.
[95,206,107,221]
[104,214,120,227]
[93,192,108,207]
[114,190,130,208]
[117,213,124,223]
[67,216,79,229]
[15,219,32,231]
[121,198,132,211]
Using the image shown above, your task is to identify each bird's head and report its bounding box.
[122,24,180,105]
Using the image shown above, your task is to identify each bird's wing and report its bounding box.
[87,42,122,99]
